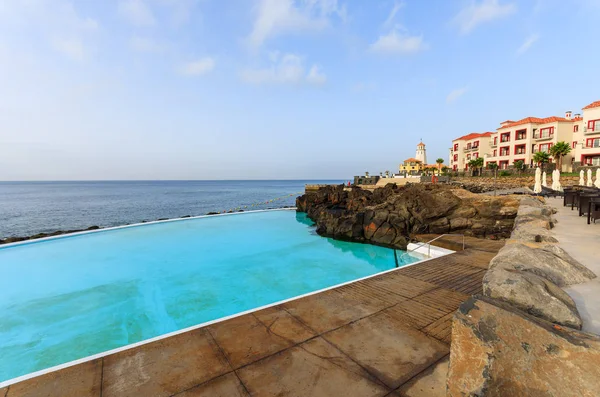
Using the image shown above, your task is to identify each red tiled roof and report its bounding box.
[583,100,600,110]
[403,158,422,163]
[573,116,583,121]
[453,132,493,141]
[497,116,573,130]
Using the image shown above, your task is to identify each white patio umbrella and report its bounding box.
[588,169,594,187]
[542,171,548,187]
[534,167,542,193]
[552,169,563,191]
[596,169,600,189]
[580,170,585,186]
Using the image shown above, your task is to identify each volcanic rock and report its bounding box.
[447,297,600,397]
[296,184,519,249]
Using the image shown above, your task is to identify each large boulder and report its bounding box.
[489,242,596,287]
[483,268,582,329]
[297,184,519,249]
[447,297,600,397]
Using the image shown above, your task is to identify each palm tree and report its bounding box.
[365,171,369,178]
[532,151,550,167]
[487,162,498,178]
[513,160,524,176]
[469,157,484,176]
[385,170,390,178]
[549,141,572,171]
[436,158,444,174]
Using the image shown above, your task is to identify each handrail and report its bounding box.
[400,233,466,258]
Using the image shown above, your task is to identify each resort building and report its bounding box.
[573,100,600,166]
[399,142,445,175]
[449,132,493,172]
[399,158,424,175]
[449,99,600,172]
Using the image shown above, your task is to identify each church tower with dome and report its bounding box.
[415,141,427,165]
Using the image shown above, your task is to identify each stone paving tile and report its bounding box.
[323,311,449,390]
[5,359,102,397]
[102,328,230,397]
[208,313,293,369]
[412,288,470,314]
[1,388,7,397]
[421,313,455,345]
[253,306,316,345]
[358,273,438,300]
[174,373,248,397]
[283,289,390,334]
[396,357,449,397]
[383,299,448,330]
[237,337,390,397]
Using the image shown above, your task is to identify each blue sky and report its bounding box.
[1,0,599,180]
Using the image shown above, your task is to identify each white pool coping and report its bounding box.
[0,208,296,250]
[0,212,454,388]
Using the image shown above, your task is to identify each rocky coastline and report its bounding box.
[296,183,520,250]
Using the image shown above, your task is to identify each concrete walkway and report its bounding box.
[1,237,503,397]
[547,197,600,334]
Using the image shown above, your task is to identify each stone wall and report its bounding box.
[446,196,598,396]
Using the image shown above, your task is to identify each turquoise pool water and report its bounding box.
[0,210,424,383]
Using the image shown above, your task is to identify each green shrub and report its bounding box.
[499,171,511,177]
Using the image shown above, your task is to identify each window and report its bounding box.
[500,132,510,142]
[574,125,579,133]
[586,138,600,148]
[473,152,478,159]
[514,144,526,155]
[454,154,458,161]
[493,136,498,145]
[467,143,472,149]
[583,156,600,166]
[500,146,510,156]
[534,127,554,139]
[473,140,479,149]
[467,154,471,160]
[539,143,553,153]
[573,141,577,149]
[588,119,600,132]
[454,143,458,151]
[515,129,526,140]
[493,149,497,157]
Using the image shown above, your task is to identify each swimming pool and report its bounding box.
[0,210,426,383]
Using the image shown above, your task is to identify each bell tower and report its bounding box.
[416,141,427,165]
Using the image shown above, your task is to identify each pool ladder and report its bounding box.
[394,234,466,267]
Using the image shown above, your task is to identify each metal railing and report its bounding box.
[402,233,466,259]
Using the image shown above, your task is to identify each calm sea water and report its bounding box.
[0,180,341,238]
[0,210,423,382]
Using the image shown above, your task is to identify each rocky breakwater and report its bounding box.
[447,196,598,396]
[296,183,520,250]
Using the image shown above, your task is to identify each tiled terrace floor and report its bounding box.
[3,237,503,397]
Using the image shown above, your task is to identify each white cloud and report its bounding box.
[246,0,346,49]
[453,0,516,34]
[51,37,85,61]
[240,53,326,86]
[516,33,540,55]
[178,57,215,76]
[370,29,427,54]
[130,36,166,53]
[446,87,468,103]
[383,1,405,29]
[306,65,327,85]
[118,0,156,26]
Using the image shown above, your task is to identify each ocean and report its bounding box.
[0,180,342,238]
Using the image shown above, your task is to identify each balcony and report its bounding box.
[533,134,553,141]
[463,146,479,152]
[584,126,600,135]
[490,141,497,148]
[515,135,526,141]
